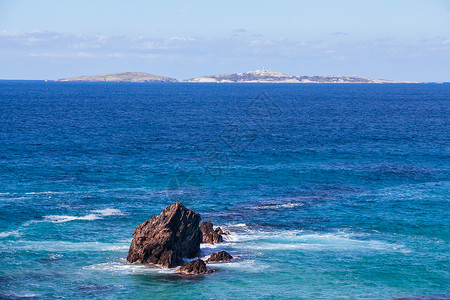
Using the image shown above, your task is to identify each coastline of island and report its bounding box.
[53,69,419,84]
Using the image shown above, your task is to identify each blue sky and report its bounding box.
[0,0,449,81]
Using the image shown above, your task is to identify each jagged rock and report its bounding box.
[224,231,230,235]
[205,251,233,263]
[200,221,223,244]
[176,259,215,275]
[126,202,201,268]
[215,227,223,235]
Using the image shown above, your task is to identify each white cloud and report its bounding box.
[1,30,449,81]
[141,54,161,59]
[0,29,24,37]
[27,51,95,58]
[30,29,45,34]
[106,53,125,58]
[166,37,195,42]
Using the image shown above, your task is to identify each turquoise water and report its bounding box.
[0,81,449,299]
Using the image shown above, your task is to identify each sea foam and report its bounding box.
[92,208,124,216]
[6,240,129,252]
[251,202,305,210]
[0,230,21,238]
[43,208,125,223]
[84,259,174,274]
[44,214,101,223]
[216,226,408,253]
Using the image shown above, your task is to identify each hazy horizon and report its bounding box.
[1,0,449,82]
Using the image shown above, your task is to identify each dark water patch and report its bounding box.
[77,284,116,296]
[131,272,208,284]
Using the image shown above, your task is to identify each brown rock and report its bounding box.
[176,259,215,275]
[200,221,223,244]
[215,227,224,235]
[224,231,230,235]
[205,251,233,263]
[126,202,201,268]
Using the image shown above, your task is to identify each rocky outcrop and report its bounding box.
[200,221,223,244]
[205,251,233,263]
[56,72,178,82]
[215,227,230,235]
[215,227,223,235]
[126,202,201,268]
[176,259,215,275]
[182,69,414,83]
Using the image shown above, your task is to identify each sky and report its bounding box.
[0,0,449,81]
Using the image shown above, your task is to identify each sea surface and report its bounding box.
[0,81,449,299]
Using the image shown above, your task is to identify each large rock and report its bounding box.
[176,259,215,275]
[126,202,201,268]
[205,251,233,263]
[200,221,223,244]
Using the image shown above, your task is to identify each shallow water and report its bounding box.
[0,81,449,299]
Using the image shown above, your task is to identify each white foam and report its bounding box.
[6,240,129,252]
[223,223,247,228]
[102,245,130,251]
[46,254,63,260]
[222,233,240,243]
[200,243,220,250]
[43,208,124,223]
[237,240,396,251]
[220,228,408,253]
[92,208,124,216]
[252,203,305,210]
[26,191,56,195]
[0,293,39,298]
[0,230,21,238]
[44,214,101,223]
[84,259,174,274]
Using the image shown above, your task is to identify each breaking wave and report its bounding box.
[44,208,125,223]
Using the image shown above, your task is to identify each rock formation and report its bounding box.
[56,72,178,82]
[176,259,215,275]
[205,251,233,263]
[215,227,223,235]
[126,202,201,268]
[182,69,414,83]
[200,221,223,244]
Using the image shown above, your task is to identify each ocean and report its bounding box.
[0,81,449,299]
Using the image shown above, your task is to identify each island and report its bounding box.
[54,70,415,83]
[182,69,414,83]
[55,72,178,83]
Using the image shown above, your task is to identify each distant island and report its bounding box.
[56,70,415,83]
[55,72,178,83]
[183,69,414,83]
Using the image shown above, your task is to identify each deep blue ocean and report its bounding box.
[0,81,449,299]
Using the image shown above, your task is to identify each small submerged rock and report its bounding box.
[205,251,233,263]
[200,221,223,244]
[176,259,215,275]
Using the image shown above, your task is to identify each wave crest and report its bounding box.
[44,208,125,223]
